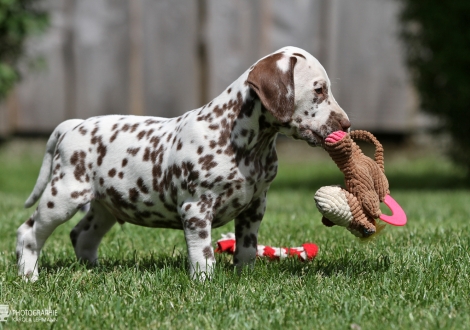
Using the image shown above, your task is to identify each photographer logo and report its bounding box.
[0,305,10,322]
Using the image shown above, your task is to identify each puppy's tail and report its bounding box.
[24,119,84,208]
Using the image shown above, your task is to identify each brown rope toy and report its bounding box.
[314,130,407,239]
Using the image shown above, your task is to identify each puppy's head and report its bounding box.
[247,46,350,146]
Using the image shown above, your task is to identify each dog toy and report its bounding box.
[314,130,406,238]
[215,233,318,261]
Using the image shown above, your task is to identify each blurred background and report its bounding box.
[0,0,420,134]
[0,0,469,177]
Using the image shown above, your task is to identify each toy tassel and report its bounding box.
[215,233,318,261]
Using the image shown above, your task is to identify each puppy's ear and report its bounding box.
[247,53,297,123]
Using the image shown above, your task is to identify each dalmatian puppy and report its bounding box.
[17,46,350,281]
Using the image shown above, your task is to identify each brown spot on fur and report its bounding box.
[199,230,208,239]
[78,126,87,135]
[129,188,139,202]
[198,155,217,171]
[108,168,116,177]
[127,147,140,156]
[106,186,137,210]
[122,158,128,167]
[47,201,54,209]
[110,130,119,142]
[146,129,154,138]
[137,177,149,194]
[71,189,91,199]
[70,150,87,182]
[203,246,213,259]
[137,130,146,140]
[91,134,107,166]
[325,111,346,133]
[144,119,159,126]
[186,217,207,230]
[26,218,34,227]
[143,148,150,162]
[213,105,224,117]
[130,123,139,133]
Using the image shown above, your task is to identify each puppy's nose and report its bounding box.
[340,118,351,131]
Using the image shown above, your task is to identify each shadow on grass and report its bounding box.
[311,254,391,277]
[35,252,392,280]
[265,253,391,278]
[38,253,231,273]
[39,253,190,274]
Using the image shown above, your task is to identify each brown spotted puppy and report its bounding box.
[17,46,350,281]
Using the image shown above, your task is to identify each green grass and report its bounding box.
[1,138,470,329]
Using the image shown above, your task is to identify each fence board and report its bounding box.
[205,0,265,100]
[142,0,200,117]
[324,0,415,132]
[73,0,130,119]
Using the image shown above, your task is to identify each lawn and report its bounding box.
[0,138,469,329]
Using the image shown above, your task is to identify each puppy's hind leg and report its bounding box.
[16,181,91,281]
[70,201,116,265]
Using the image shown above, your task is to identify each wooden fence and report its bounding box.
[0,0,418,136]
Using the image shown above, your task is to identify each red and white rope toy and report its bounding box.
[215,233,319,261]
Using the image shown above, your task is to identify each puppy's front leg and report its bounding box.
[233,195,266,272]
[180,202,215,280]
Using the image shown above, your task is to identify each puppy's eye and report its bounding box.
[314,87,323,94]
